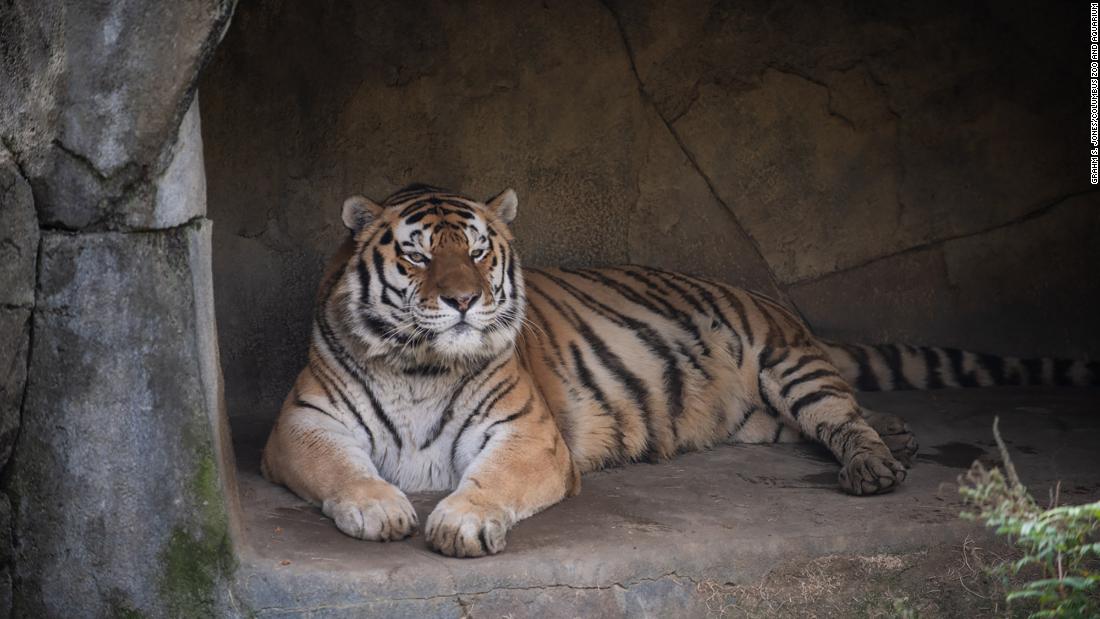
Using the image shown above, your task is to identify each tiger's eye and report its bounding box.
[471,249,485,261]
[405,252,429,265]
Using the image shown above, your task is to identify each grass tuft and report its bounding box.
[958,417,1100,618]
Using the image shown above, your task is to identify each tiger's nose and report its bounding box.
[440,292,480,313]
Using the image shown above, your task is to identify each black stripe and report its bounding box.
[569,268,711,362]
[570,343,626,460]
[574,269,713,370]
[294,398,340,422]
[665,273,739,332]
[876,345,915,390]
[945,348,980,388]
[759,345,790,370]
[718,288,755,346]
[486,397,534,432]
[759,383,781,419]
[504,244,518,301]
[647,271,752,353]
[419,355,502,450]
[745,290,806,336]
[479,397,535,452]
[309,358,376,451]
[727,339,744,368]
[372,249,406,309]
[790,390,845,419]
[311,251,415,452]
[845,345,881,391]
[396,198,431,216]
[677,341,711,380]
[313,269,397,448]
[451,208,476,220]
[451,377,519,467]
[729,406,757,437]
[308,360,341,408]
[977,353,1007,385]
[836,423,865,459]
[818,418,860,456]
[781,354,826,378]
[565,268,670,317]
[438,198,478,211]
[405,207,437,225]
[470,377,519,425]
[526,281,659,454]
[404,364,449,377]
[772,420,784,443]
[524,300,569,371]
[528,283,654,413]
[780,368,840,398]
[362,383,402,449]
[922,347,945,389]
[355,255,373,305]
[409,205,442,225]
[638,268,709,317]
[539,272,686,422]
[353,258,408,343]
[752,297,793,350]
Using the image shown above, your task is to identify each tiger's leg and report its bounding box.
[262,379,418,541]
[758,349,907,495]
[425,386,578,558]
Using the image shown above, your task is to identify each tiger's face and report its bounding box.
[338,185,524,364]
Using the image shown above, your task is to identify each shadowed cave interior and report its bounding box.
[196,1,1099,615]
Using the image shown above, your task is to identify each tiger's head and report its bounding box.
[332,184,525,365]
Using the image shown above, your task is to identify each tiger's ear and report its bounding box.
[485,188,518,224]
[341,195,385,232]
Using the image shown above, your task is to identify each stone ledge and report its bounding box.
[231,388,1100,617]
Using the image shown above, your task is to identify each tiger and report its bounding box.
[260,183,1100,558]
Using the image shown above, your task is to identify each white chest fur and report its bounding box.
[357,367,472,493]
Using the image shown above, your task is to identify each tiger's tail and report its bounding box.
[820,341,1100,391]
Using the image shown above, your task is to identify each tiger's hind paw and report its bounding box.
[838,451,907,496]
[863,410,918,467]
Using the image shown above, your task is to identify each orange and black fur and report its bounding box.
[261,184,1099,557]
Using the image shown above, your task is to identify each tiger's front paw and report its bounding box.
[425,494,511,558]
[322,479,418,542]
[838,451,907,496]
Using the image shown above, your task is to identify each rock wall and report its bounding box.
[0,149,37,617]
[201,0,1098,434]
[0,1,239,616]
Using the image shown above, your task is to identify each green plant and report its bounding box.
[958,417,1100,618]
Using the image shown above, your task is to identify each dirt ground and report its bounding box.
[696,540,1033,618]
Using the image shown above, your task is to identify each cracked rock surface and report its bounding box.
[1,0,234,231]
[201,1,1099,436]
